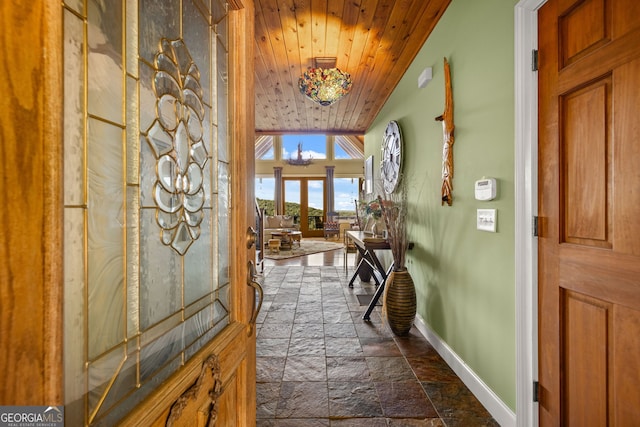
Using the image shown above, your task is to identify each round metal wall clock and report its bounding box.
[380,120,403,193]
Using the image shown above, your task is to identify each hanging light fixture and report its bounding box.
[298,58,352,106]
[286,142,313,166]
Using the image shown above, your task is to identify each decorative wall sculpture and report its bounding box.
[435,57,455,206]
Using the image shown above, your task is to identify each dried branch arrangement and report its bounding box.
[377,182,409,270]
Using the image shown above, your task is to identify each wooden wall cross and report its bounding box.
[435,57,455,206]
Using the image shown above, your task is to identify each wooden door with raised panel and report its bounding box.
[538,0,640,424]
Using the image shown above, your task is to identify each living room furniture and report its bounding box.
[343,224,360,272]
[323,211,340,239]
[270,230,302,251]
[290,232,301,247]
[263,214,299,235]
[267,239,281,254]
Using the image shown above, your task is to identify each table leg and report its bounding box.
[280,233,292,250]
[360,249,383,285]
[348,244,368,287]
[362,279,385,321]
[348,256,367,288]
[362,261,394,321]
[355,252,372,282]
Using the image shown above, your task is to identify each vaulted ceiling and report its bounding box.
[254,0,452,135]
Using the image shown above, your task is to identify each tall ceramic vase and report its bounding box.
[383,268,416,336]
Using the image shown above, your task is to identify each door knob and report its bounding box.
[246,261,263,336]
[246,226,257,249]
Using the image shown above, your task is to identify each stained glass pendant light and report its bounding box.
[298,58,352,106]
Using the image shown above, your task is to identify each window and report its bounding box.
[255,177,276,215]
[334,135,364,159]
[256,135,274,159]
[282,134,327,160]
[334,143,351,159]
[334,178,359,218]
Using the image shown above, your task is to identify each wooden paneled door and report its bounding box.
[538,0,640,424]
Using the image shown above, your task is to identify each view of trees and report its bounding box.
[256,198,355,218]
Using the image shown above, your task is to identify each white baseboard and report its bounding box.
[413,314,516,427]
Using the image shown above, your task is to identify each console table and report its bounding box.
[345,230,414,321]
[345,231,392,321]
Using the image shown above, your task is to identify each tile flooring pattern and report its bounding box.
[255,265,499,426]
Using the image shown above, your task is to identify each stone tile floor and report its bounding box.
[255,265,499,426]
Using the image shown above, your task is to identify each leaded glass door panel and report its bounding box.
[62,0,256,425]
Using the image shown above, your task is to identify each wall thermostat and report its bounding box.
[474,177,497,201]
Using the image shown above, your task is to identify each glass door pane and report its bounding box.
[306,179,325,237]
[334,177,360,223]
[284,179,301,229]
[63,2,232,424]
[256,177,276,215]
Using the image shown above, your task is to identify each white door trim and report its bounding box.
[514,0,546,426]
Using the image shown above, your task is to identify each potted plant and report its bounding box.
[377,182,416,336]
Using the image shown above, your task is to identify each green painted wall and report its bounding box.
[365,0,519,411]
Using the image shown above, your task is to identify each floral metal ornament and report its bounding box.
[298,67,353,106]
[359,199,383,220]
[146,38,207,255]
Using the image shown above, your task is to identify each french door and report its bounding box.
[283,178,326,238]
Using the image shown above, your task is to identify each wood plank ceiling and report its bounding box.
[254,0,451,135]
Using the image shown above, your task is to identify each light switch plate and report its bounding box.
[477,209,497,232]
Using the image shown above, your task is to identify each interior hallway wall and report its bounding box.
[365,0,519,411]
